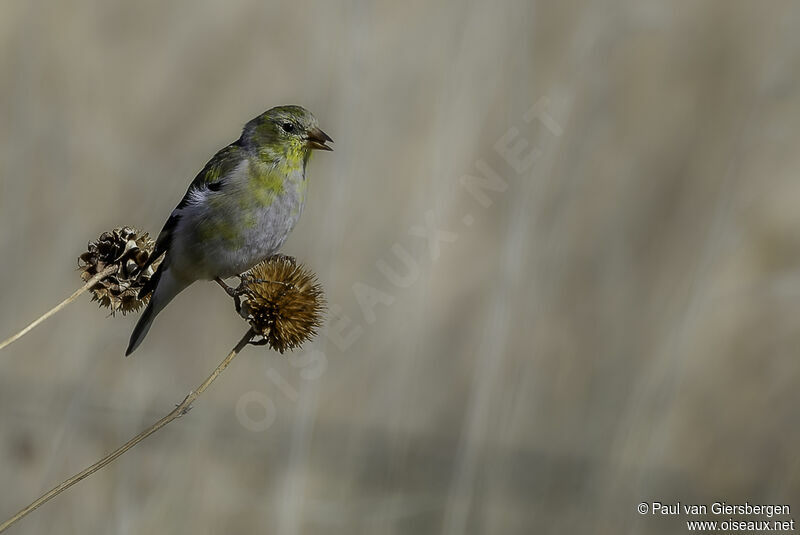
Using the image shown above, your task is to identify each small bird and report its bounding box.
[126,105,332,355]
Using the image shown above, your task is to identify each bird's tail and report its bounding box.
[126,267,188,356]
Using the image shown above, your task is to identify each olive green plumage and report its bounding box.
[126,105,332,355]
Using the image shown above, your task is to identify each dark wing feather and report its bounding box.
[137,139,245,298]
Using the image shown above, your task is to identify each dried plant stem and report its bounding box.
[0,328,255,533]
[0,265,119,352]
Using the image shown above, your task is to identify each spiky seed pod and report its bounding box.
[239,255,325,353]
[78,227,161,315]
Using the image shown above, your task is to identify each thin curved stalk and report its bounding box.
[0,328,255,533]
[0,265,119,352]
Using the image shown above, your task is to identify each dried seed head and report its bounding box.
[239,255,325,353]
[78,227,161,315]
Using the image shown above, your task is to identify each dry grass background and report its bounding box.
[1,1,799,533]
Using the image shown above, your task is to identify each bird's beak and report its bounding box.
[307,127,333,151]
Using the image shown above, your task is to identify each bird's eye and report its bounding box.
[281,122,295,133]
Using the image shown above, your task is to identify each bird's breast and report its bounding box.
[172,164,306,280]
[229,166,306,274]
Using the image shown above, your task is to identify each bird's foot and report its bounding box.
[215,277,237,296]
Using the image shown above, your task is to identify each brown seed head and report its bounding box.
[78,226,161,315]
[239,255,325,353]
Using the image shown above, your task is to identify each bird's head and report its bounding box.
[243,105,333,162]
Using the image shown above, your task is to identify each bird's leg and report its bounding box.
[215,277,237,295]
[215,277,242,313]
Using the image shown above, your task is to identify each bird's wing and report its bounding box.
[138,139,246,297]
[184,139,247,194]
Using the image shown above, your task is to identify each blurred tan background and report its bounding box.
[1,1,799,533]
